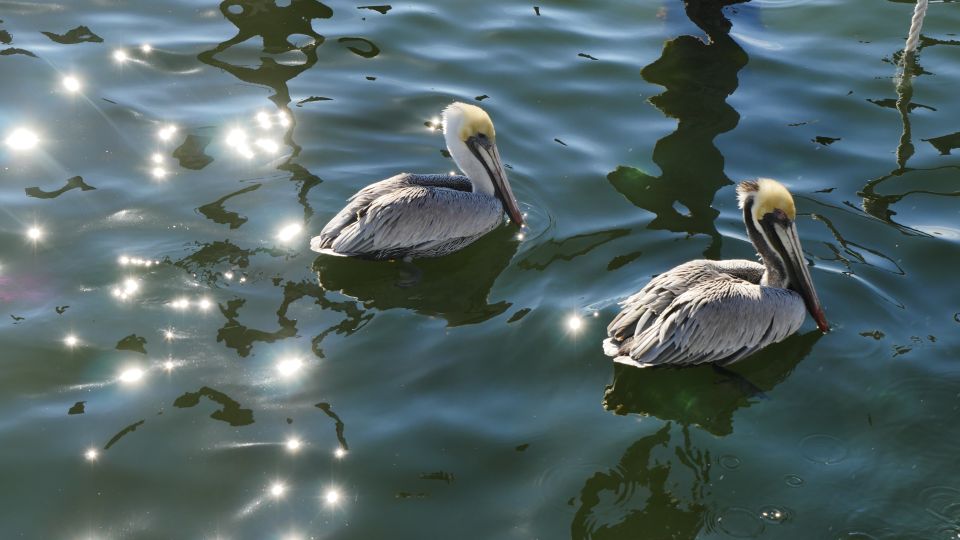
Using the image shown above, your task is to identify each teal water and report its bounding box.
[1,1,959,538]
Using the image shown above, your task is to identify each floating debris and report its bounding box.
[358,5,391,14]
[173,386,254,426]
[41,25,103,44]
[812,136,841,146]
[116,334,147,354]
[419,471,455,484]
[296,96,333,107]
[339,37,380,58]
[103,419,146,450]
[172,134,214,170]
[507,308,531,323]
[923,131,960,155]
[25,176,96,199]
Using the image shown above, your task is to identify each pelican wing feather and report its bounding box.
[311,174,503,258]
[605,259,801,367]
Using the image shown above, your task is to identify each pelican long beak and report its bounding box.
[467,136,524,226]
[768,216,829,333]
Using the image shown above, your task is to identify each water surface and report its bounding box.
[1,1,959,538]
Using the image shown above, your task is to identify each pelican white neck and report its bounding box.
[442,103,496,196]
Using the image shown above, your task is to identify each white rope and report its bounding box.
[904,0,929,55]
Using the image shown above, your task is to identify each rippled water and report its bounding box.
[1,1,959,538]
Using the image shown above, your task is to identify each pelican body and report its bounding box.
[310,102,523,260]
[604,179,829,367]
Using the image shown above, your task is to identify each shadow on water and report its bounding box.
[572,330,820,539]
[607,0,748,259]
[313,226,520,327]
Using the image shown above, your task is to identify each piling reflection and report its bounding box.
[313,226,519,327]
[608,0,748,259]
[860,36,960,232]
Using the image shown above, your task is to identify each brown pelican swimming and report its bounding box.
[310,102,523,259]
[604,178,829,367]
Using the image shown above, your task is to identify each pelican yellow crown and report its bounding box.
[443,102,496,142]
[737,178,797,220]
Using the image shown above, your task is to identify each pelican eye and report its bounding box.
[477,133,488,140]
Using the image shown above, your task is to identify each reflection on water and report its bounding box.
[1,0,959,537]
[859,37,960,232]
[571,423,711,540]
[217,278,370,358]
[608,0,747,258]
[578,330,820,538]
[603,330,821,436]
[315,226,519,327]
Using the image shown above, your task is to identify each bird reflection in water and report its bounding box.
[607,0,748,259]
[574,331,820,538]
[313,225,520,327]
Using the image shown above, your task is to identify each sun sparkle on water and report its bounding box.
[285,438,302,453]
[157,125,177,141]
[62,76,81,93]
[64,334,79,348]
[84,448,99,462]
[269,482,287,498]
[567,315,583,332]
[276,223,302,243]
[118,367,145,384]
[6,128,39,151]
[276,357,303,378]
[324,488,342,506]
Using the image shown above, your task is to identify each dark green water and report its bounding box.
[1,1,959,538]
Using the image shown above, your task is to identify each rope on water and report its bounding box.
[904,0,929,56]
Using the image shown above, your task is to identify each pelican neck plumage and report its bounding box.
[441,104,495,196]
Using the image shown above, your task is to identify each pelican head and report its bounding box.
[737,178,829,332]
[442,102,524,226]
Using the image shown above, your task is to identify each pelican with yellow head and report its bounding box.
[310,102,523,259]
[604,178,829,367]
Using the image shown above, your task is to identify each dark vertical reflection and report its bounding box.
[197,0,335,220]
[858,36,960,233]
[573,331,821,539]
[608,0,748,259]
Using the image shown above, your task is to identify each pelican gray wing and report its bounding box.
[311,173,503,259]
[606,260,763,347]
[605,259,802,367]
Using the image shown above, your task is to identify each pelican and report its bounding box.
[604,178,829,367]
[310,102,523,259]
